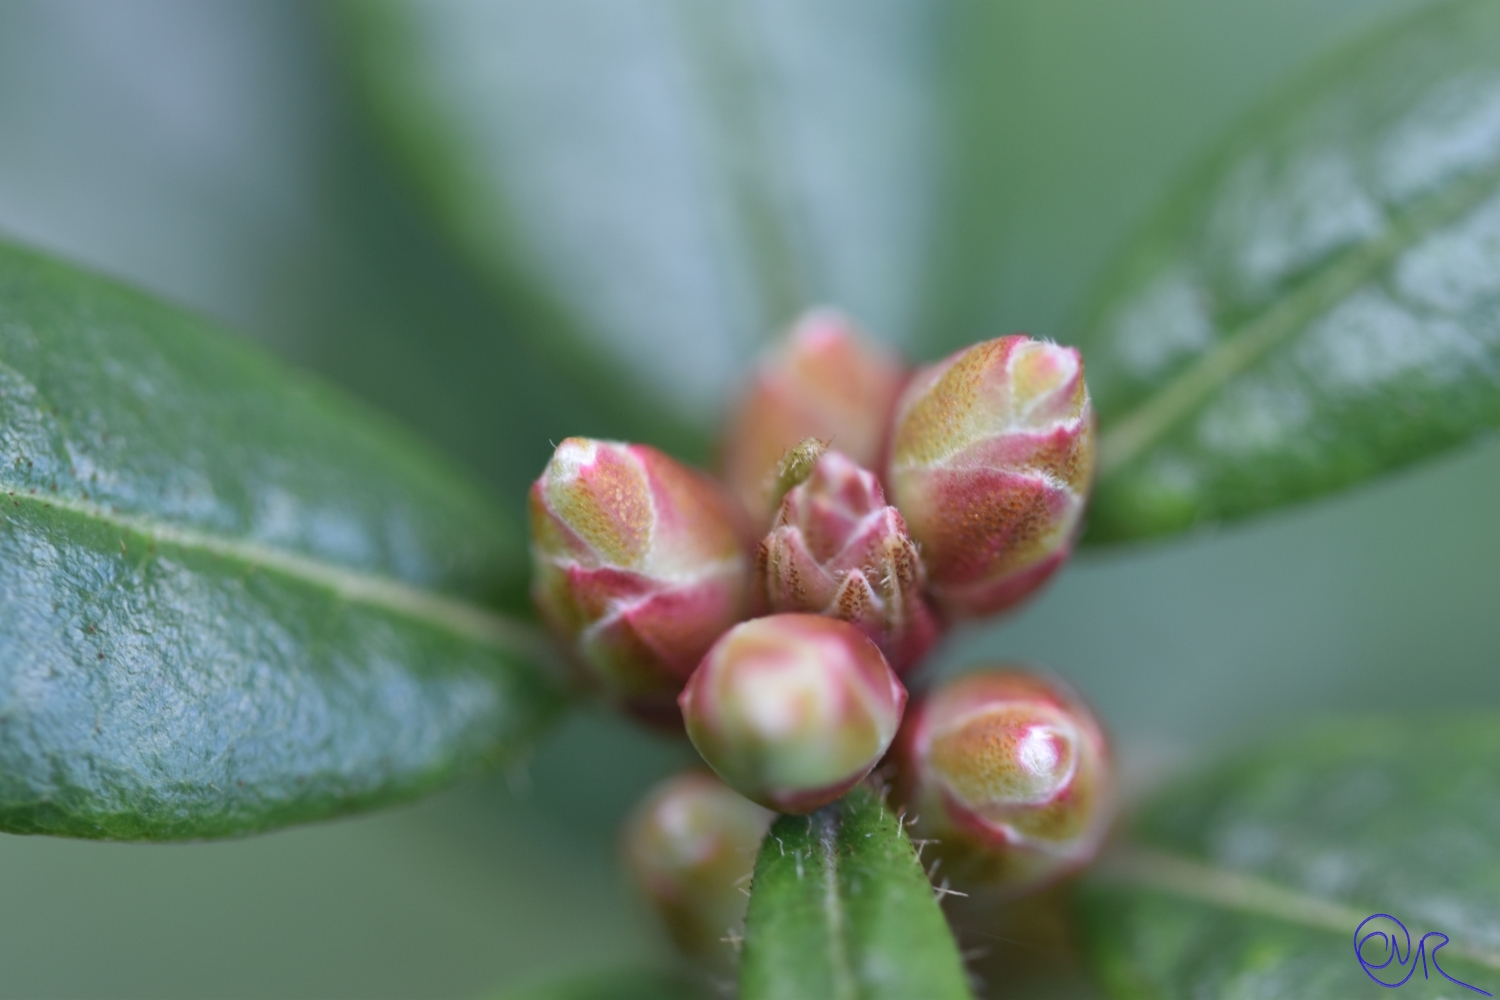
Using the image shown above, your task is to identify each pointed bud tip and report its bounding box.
[1009,339,1083,417]
[680,614,907,814]
[545,435,602,481]
[768,436,828,512]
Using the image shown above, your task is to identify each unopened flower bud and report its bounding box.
[679,614,906,814]
[623,770,773,968]
[758,450,940,673]
[722,310,906,526]
[530,438,750,717]
[887,336,1095,619]
[895,669,1113,895]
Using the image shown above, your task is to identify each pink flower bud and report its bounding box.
[758,450,940,673]
[895,669,1113,895]
[622,770,773,968]
[887,336,1095,619]
[721,310,907,527]
[530,438,750,717]
[679,614,907,814]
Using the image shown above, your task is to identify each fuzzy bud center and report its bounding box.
[929,707,1079,810]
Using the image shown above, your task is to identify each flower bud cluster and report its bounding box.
[529,308,1109,939]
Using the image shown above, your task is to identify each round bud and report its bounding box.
[721,310,906,527]
[887,336,1095,620]
[895,668,1113,895]
[530,437,750,719]
[623,771,773,969]
[679,614,907,814]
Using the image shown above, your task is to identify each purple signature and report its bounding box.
[1355,913,1491,995]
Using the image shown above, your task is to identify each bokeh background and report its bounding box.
[2,1,1496,997]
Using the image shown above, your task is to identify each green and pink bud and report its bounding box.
[721,310,907,527]
[887,336,1095,620]
[895,669,1113,895]
[622,770,774,968]
[757,449,939,673]
[679,614,906,814]
[530,438,750,717]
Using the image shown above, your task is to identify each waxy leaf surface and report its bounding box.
[0,242,564,840]
[1079,716,1500,998]
[1081,0,1500,542]
[335,0,950,437]
[740,785,973,1000]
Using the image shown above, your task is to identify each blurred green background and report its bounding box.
[2,1,1496,997]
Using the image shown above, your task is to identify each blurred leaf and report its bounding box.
[740,785,973,1000]
[1079,0,1500,543]
[492,968,709,1000]
[0,241,565,840]
[1078,715,1500,998]
[332,0,953,437]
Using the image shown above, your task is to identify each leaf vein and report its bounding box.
[1096,162,1500,478]
[2,488,555,663]
[1094,843,1500,972]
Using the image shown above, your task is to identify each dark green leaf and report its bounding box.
[740,785,973,1000]
[332,0,953,438]
[0,241,565,840]
[1078,715,1500,998]
[1079,0,1500,543]
[492,968,709,1000]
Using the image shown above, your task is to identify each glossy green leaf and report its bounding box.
[333,0,952,437]
[492,969,709,1000]
[1078,715,1500,998]
[739,786,973,1000]
[0,241,565,840]
[1080,0,1500,543]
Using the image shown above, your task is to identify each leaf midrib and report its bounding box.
[1095,161,1500,479]
[816,807,859,1000]
[2,486,556,664]
[1092,842,1500,972]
